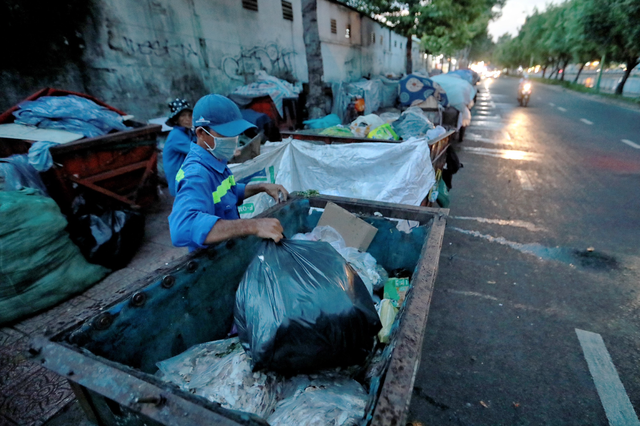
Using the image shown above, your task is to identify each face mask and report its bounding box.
[200,128,238,161]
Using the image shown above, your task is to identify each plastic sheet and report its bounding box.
[156,337,283,418]
[426,125,447,141]
[431,75,476,112]
[376,76,400,108]
[392,107,434,140]
[13,95,128,138]
[347,80,383,115]
[28,141,59,172]
[235,239,381,373]
[303,114,341,130]
[267,376,368,426]
[229,138,436,218]
[0,189,109,325]
[0,154,48,194]
[378,112,400,124]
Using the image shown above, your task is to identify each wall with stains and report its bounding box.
[82,0,308,119]
[318,0,407,83]
[0,0,410,120]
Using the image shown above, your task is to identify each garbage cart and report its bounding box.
[28,194,447,426]
[0,88,162,214]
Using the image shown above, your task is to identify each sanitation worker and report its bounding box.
[163,98,196,196]
[169,94,288,251]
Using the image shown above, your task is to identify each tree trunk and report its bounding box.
[301,0,325,119]
[542,65,548,78]
[615,59,638,95]
[554,60,562,79]
[560,59,569,81]
[405,35,413,74]
[573,63,585,84]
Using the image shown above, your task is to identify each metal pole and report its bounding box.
[595,53,606,92]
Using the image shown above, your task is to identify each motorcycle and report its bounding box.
[518,82,532,107]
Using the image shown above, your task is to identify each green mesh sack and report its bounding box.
[0,189,109,325]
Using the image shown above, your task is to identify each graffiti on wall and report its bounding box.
[221,43,296,81]
[112,35,199,58]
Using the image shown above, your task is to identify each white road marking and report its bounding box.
[451,216,543,231]
[581,118,594,125]
[557,107,567,112]
[503,131,512,140]
[515,170,534,191]
[576,329,640,426]
[621,139,640,149]
[549,102,555,107]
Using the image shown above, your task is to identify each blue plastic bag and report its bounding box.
[13,95,128,138]
[303,114,341,130]
[28,141,59,172]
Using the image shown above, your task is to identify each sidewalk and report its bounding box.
[0,193,187,426]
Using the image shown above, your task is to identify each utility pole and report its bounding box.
[595,53,606,92]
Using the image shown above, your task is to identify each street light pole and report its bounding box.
[595,53,606,92]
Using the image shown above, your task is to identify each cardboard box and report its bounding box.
[317,202,378,251]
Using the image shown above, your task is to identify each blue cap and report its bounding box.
[192,94,257,137]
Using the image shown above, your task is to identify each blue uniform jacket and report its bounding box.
[164,127,196,196]
[168,144,246,252]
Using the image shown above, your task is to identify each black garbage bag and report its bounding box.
[235,239,381,374]
[67,196,145,270]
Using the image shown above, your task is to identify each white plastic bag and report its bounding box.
[267,376,368,426]
[349,114,385,138]
[156,338,283,418]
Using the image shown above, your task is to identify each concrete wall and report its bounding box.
[0,0,410,120]
[318,0,407,82]
[83,0,308,119]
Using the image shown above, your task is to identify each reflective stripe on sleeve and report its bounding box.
[212,175,236,204]
[176,168,185,182]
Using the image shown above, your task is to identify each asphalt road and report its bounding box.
[408,77,640,425]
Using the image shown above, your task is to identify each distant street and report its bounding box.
[409,77,640,425]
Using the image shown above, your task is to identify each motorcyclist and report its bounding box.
[517,73,532,105]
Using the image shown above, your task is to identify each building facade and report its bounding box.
[1,0,418,120]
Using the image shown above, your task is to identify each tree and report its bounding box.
[301,0,326,119]
[349,0,504,73]
[581,0,640,94]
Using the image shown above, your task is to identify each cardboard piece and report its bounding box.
[317,202,378,251]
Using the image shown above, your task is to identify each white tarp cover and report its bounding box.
[229,138,436,218]
[431,75,477,112]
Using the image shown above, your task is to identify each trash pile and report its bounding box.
[431,74,477,128]
[158,206,413,425]
[307,109,446,142]
[230,70,302,118]
[12,95,128,138]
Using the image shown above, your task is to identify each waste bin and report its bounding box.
[29,194,447,426]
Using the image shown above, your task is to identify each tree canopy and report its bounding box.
[346,0,504,72]
[494,0,640,94]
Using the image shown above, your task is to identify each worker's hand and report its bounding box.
[253,218,284,242]
[262,184,289,203]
